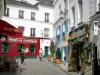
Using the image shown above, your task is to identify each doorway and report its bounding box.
[44,46,48,57]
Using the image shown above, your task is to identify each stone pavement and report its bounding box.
[0,58,71,75]
[51,62,79,75]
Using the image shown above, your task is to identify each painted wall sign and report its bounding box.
[0,38,37,43]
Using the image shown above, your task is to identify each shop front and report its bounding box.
[68,23,90,71]
[0,37,40,57]
[0,20,22,71]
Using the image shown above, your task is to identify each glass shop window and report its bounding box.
[18,44,24,52]
[30,45,36,53]
[2,43,9,52]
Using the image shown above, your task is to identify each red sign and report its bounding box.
[0,37,37,43]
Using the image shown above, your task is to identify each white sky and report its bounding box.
[24,0,39,5]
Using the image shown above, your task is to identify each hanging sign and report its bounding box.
[94,21,98,35]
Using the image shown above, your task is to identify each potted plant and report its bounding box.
[69,57,76,71]
[48,54,52,61]
[50,41,55,62]
[55,48,61,64]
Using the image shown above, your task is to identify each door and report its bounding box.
[44,46,48,57]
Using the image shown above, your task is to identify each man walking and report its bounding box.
[20,49,25,65]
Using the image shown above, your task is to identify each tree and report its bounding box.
[50,41,55,57]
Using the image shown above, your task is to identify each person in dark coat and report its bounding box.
[20,49,25,65]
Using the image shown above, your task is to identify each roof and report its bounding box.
[37,0,53,7]
[6,0,39,9]
[0,20,22,37]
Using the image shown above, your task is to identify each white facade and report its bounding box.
[53,0,69,63]
[2,0,54,56]
[53,0,65,23]
[69,0,90,29]
[89,0,100,59]
[90,0,100,17]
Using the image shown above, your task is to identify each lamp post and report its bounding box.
[41,30,44,42]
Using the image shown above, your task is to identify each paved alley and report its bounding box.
[0,58,69,75]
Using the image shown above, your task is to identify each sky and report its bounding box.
[24,0,39,5]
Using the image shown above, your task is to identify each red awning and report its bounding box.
[0,20,22,37]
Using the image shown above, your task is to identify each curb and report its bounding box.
[51,62,71,75]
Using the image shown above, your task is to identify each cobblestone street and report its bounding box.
[0,58,70,75]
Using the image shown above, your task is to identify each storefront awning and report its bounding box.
[83,42,92,49]
[0,20,22,37]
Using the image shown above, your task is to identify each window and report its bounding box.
[44,28,49,37]
[18,44,24,52]
[63,21,66,32]
[45,13,49,22]
[30,28,36,37]
[30,45,36,53]
[18,26,24,33]
[4,8,9,16]
[97,0,100,11]
[0,4,1,12]
[78,1,83,22]
[64,0,66,9]
[59,4,61,17]
[72,6,75,25]
[31,12,36,20]
[2,43,9,52]
[19,10,24,19]
[59,4,61,13]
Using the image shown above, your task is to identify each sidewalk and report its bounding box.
[51,62,79,75]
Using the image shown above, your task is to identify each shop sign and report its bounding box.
[0,38,37,43]
[0,36,6,41]
[58,40,68,47]
[70,32,77,39]
[77,28,85,37]
[4,28,19,32]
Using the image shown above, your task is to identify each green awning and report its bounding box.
[83,42,92,49]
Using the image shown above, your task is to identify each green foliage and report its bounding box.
[48,54,52,57]
[68,65,73,71]
[56,48,61,59]
[70,57,76,66]
[80,53,84,58]
[2,43,9,51]
[50,41,55,55]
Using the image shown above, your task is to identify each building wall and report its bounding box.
[37,5,54,23]
[2,2,54,38]
[89,0,100,59]
[2,17,54,38]
[2,1,54,56]
[69,0,78,28]
[89,0,100,17]
[0,0,4,19]
[53,0,65,23]
[83,0,90,23]
[69,0,90,29]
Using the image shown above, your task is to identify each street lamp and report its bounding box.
[59,11,64,18]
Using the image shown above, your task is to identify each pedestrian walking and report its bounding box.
[20,49,25,65]
[39,48,43,61]
[64,56,66,66]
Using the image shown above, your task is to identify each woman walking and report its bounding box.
[39,48,43,61]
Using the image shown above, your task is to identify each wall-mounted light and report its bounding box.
[59,11,64,18]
